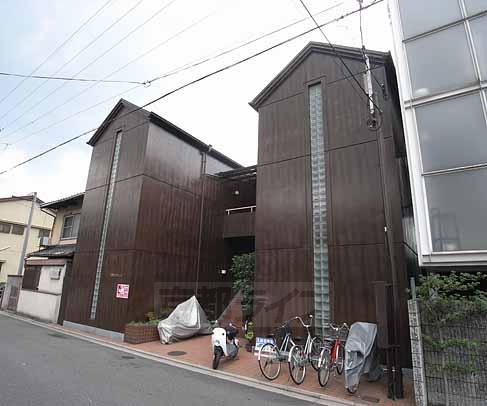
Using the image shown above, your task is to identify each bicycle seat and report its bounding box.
[293,336,304,343]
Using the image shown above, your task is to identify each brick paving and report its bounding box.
[54,322,413,406]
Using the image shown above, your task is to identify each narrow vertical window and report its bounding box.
[309,83,329,334]
[90,130,122,319]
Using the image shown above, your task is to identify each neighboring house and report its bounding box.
[388,0,487,267]
[16,193,84,323]
[0,195,53,284]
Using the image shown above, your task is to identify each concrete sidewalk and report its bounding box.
[2,312,413,406]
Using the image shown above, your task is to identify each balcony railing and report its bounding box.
[225,205,256,215]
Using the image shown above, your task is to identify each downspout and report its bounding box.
[195,145,212,297]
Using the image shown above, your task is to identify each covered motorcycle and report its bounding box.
[157,296,212,344]
[344,322,381,393]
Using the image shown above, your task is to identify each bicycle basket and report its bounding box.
[322,324,349,342]
[273,323,292,348]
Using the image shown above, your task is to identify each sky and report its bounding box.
[0,0,393,202]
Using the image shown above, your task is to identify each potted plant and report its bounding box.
[124,312,160,344]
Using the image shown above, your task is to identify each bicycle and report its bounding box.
[257,319,295,381]
[287,315,323,385]
[317,322,349,388]
[258,315,322,382]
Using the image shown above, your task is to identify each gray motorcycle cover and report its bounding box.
[344,322,378,389]
[157,296,212,344]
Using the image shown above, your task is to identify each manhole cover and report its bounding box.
[361,396,380,403]
[167,351,186,356]
[121,355,135,360]
[48,332,68,339]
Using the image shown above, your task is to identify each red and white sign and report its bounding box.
[116,284,129,299]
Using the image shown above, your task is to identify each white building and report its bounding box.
[388,0,487,266]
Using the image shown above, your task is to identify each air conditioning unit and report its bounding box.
[39,237,51,247]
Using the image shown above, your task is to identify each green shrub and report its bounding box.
[231,253,255,320]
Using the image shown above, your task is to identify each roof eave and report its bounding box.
[148,113,242,170]
[250,42,390,111]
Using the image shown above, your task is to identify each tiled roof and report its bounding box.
[41,192,84,209]
[27,244,76,258]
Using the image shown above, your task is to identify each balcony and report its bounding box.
[223,206,255,238]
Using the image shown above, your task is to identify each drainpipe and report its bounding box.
[17,192,37,276]
[195,145,212,297]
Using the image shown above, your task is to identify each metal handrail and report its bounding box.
[225,205,256,215]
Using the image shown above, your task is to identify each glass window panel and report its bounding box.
[464,0,487,16]
[470,15,487,81]
[0,222,11,234]
[399,0,461,39]
[11,225,25,235]
[425,168,487,251]
[406,24,476,98]
[416,93,487,172]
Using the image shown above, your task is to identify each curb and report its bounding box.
[0,311,365,406]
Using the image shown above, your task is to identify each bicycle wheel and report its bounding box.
[258,343,281,380]
[309,336,323,371]
[288,345,306,385]
[336,344,345,375]
[317,347,331,387]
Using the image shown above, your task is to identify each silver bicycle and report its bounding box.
[287,315,323,385]
[257,315,322,383]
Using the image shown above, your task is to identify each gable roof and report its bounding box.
[87,99,241,170]
[41,192,84,210]
[250,42,391,110]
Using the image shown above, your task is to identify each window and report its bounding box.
[389,0,487,263]
[38,229,50,239]
[0,222,11,234]
[91,130,123,319]
[425,167,487,251]
[470,15,487,81]
[11,225,25,235]
[61,214,80,239]
[415,92,487,172]
[22,266,41,290]
[399,0,461,39]
[309,83,329,332]
[405,24,476,98]
[464,0,487,16]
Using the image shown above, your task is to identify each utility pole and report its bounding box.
[17,192,37,276]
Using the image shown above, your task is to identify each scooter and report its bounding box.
[211,322,239,369]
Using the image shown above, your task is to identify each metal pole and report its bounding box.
[17,192,36,275]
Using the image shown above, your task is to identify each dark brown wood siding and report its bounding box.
[65,111,238,333]
[253,47,412,366]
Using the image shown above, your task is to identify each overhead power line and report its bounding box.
[8,13,212,145]
[0,71,144,85]
[3,5,207,144]
[0,0,115,107]
[0,0,384,176]
[0,0,147,127]
[2,2,340,144]
[296,0,383,115]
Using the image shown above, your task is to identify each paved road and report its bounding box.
[0,315,315,406]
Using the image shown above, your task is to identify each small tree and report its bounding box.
[231,253,255,320]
